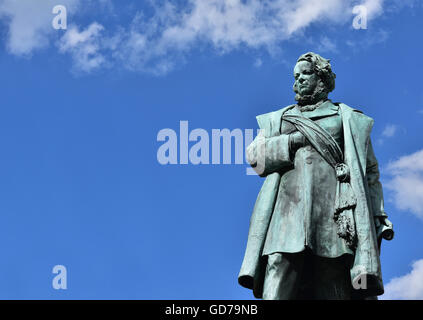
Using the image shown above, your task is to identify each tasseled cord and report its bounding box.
[333,163,357,249]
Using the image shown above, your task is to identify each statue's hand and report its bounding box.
[374,216,394,241]
[288,131,309,154]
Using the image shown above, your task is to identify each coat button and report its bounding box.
[306,146,312,151]
[306,158,312,164]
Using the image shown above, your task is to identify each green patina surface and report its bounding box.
[238,52,394,300]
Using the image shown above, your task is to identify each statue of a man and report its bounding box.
[238,52,394,300]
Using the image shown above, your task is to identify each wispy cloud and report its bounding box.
[382,259,423,300]
[385,149,423,219]
[0,0,411,75]
[318,36,338,53]
[382,124,398,138]
[346,28,390,51]
[62,0,386,74]
[58,22,107,73]
[253,58,263,68]
[0,0,80,55]
[377,123,399,145]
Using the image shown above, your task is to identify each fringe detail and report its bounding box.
[334,164,357,249]
[334,209,357,249]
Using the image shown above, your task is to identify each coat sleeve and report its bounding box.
[366,138,394,241]
[246,130,294,177]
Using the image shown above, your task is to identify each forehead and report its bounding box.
[294,60,313,73]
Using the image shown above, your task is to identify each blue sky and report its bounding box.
[0,0,422,299]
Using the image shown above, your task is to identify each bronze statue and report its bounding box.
[239,52,394,300]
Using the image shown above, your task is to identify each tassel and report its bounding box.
[335,181,357,212]
[334,209,357,249]
[334,164,357,249]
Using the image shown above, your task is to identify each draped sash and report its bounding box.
[283,113,358,249]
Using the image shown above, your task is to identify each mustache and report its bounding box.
[299,83,311,89]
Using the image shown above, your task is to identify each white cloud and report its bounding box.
[361,0,385,19]
[377,123,399,145]
[382,259,423,300]
[253,58,263,68]
[382,124,398,137]
[58,22,107,73]
[0,0,408,74]
[105,0,386,74]
[385,149,423,219]
[0,0,80,55]
[318,36,338,53]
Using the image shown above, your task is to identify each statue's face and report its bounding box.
[293,60,319,97]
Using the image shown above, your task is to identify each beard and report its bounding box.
[295,81,328,106]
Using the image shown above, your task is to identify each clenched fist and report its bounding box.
[288,131,309,154]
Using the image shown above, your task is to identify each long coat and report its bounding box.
[238,102,389,299]
[262,101,353,258]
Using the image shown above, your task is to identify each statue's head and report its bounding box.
[293,52,336,105]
